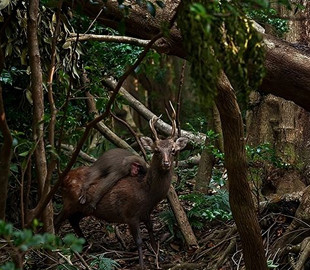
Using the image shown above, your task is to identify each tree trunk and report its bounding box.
[167,186,199,248]
[194,138,214,193]
[216,72,267,270]
[27,0,54,232]
[195,104,223,192]
[247,2,310,195]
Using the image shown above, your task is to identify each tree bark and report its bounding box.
[27,0,54,232]
[215,72,267,270]
[260,33,310,111]
[247,3,310,196]
[167,186,199,248]
[194,140,214,193]
[195,104,223,192]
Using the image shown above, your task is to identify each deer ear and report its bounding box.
[175,137,188,151]
[140,137,154,151]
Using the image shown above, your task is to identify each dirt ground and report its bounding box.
[56,197,300,270]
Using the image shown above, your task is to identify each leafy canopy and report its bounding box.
[178,0,266,106]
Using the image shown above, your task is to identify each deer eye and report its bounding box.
[171,148,176,155]
[154,147,160,153]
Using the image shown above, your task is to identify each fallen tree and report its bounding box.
[66,0,310,112]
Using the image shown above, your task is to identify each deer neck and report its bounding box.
[146,156,173,200]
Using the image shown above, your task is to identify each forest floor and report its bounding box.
[56,197,300,270]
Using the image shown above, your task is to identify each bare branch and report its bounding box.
[45,0,63,199]
[85,90,138,154]
[103,77,206,144]
[67,33,153,48]
[111,112,147,160]
[61,144,96,163]
[176,60,186,138]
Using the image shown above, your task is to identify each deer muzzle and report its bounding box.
[162,157,171,170]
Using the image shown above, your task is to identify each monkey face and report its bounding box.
[131,162,147,177]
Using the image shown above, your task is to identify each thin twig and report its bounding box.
[68,33,151,47]
[175,60,186,173]
[44,0,63,197]
[84,8,104,34]
[57,252,74,266]
[213,237,237,269]
[176,60,186,138]
[115,226,127,250]
[73,251,92,270]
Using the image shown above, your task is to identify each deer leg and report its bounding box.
[144,217,157,252]
[54,209,69,232]
[129,222,144,269]
[68,213,86,240]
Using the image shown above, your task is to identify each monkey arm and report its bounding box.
[78,168,103,204]
[89,171,125,209]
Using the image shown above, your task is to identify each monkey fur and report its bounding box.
[79,148,147,209]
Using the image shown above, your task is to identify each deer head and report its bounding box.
[141,103,188,171]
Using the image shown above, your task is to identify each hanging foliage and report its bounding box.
[178,0,266,106]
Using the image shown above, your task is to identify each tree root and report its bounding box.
[213,236,237,270]
[288,237,310,270]
[162,262,207,269]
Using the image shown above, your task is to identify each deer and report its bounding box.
[55,106,188,269]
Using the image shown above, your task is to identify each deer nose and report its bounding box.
[163,161,171,169]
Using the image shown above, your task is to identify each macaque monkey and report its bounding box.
[79,148,148,209]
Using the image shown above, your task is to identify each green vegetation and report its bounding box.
[181,190,232,229]
[0,220,84,269]
[178,0,266,106]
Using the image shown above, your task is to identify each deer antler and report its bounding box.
[149,116,160,141]
[165,101,177,138]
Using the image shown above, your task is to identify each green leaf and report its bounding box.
[117,20,126,35]
[89,0,100,4]
[26,89,33,105]
[0,262,18,270]
[190,3,207,16]
[5,43,12,57]
[251,0,269,9]
[155,1,165,8]
[19,150,30,157]
[0,70,13,85]
[0,220,13,236]
[62,41,72,49]
[63,233,85,253]
[146,1,156,17]
[278,0,291,9]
